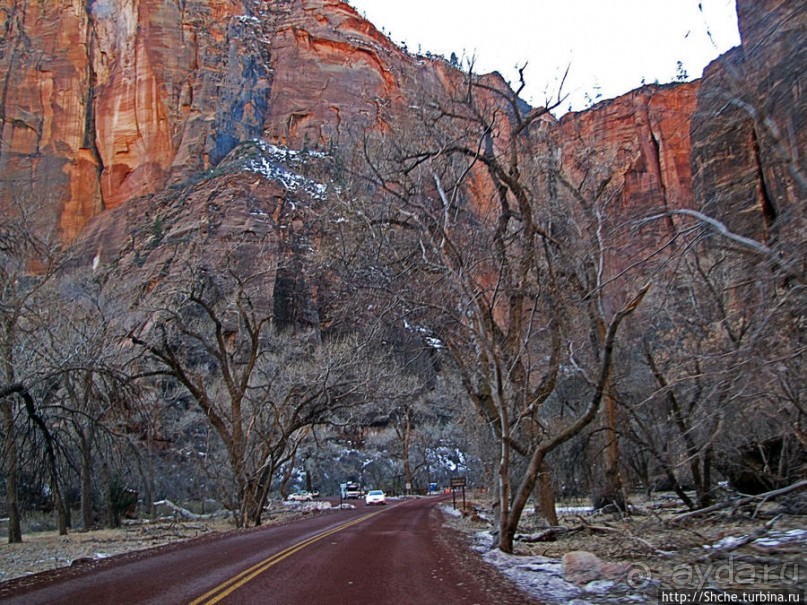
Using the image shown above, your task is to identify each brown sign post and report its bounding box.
[450,476,467,510]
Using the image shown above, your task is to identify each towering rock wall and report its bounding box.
[0,0,96,239]
[557,82,700,299]
[548,0,803,297]
[692,0,804,252]
[264,0,404,147]
[0,0,274,240]
[0,0,443,242]
[0,0,802,268]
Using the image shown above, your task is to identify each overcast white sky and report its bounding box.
[348,0,741,114]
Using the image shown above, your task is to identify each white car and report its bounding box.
[365,490,386,505]
[287,491,313,502]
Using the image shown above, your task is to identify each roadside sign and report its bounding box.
[450,477,467,510]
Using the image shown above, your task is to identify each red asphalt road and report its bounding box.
[0,496,535,605]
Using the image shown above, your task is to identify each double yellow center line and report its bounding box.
[189,508,389,604]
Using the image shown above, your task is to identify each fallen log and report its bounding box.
[576,518,673,556]
[515,526,571,542]
[671,479,807,523]
[153,499,225,520]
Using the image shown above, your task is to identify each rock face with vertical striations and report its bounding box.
[556,81,701,299]
[0,0,268,238]
[691,0,805,252]
[0,0,446,241]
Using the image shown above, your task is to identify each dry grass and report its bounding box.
[0,517,235,583]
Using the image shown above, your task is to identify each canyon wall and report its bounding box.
[0,0,442,242]
[0,0,256,239]
[557,82,701,301]
[692,0,805,251]
[0,0,802,276]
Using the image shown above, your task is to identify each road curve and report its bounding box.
[0,496,536,605]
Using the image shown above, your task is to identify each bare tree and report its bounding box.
[42,272,139,529]
[624,206,805,504]
[337,64,648,552]
[0,198,66,541]
[131,257,388,527]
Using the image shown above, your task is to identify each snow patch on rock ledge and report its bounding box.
[245,140,329,199]
[221,139,330,200]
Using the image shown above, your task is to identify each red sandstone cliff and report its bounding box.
[692,0,805,251]
[0,0,427,242]
[0,0,252,239]
[557,81,700,294]
[0,0,802,276]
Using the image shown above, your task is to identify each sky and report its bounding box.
[347,0,741,114]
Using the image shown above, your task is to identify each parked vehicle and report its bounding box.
[287,491,313,502]
[365,490,386,506]
[342,481,363,499]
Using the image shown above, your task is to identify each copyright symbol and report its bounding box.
[626,562,651,589]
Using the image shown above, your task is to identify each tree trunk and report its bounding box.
[242,475,265,528]
[495,471,514,553]
[51,473,69,536]
[600,388,624,509]
[244,499,262,527]
[696,447,714,508]
[79,430,94,530]
[537,460,558,525]
[101,462,117,528]
[2,402,22,543]
[402,413,414,493]
[238,458,265,528]
[505,447,546,552]
[279,449,296,501]
[145,425,155,519]
[496,402,514,553]
[596,313,624,510]
[666,468,695,510]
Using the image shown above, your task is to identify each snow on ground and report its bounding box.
[475,531,646,604]
[557,506,595,515]
[751,528,807,547]
[705,527,807,550]
[282,500,334,512]
[447,506,807,604]
[440,504,463,518]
